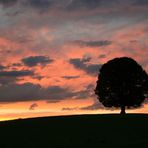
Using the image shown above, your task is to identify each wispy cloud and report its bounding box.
[72,40,112,47]
[29,103,38,110]
[69,57,102,76]
[0,0,147,113]
[22,56,54,67]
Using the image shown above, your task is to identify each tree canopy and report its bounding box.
[95,57,148,114]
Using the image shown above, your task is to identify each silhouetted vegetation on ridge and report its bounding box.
[95,57,148,114]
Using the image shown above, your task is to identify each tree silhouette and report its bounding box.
[95,57,148,114]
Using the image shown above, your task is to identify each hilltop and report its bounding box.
[0,114,147,148]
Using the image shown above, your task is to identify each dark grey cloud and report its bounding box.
[0,70,34,77]
[98,54,106,59]
[80,100,103,110]
[62,75,80,79]
[21,0,105,12]
[0,77,16,85]
[0,70,34,85]
[70,58,88,70]
[73,40,112,47]
[65,0,148,13]
[62,107,78,111]
[86,84,95,91]
[0,83,91,102]
[0,0,18,7]
[45,85,93,101]
[73,90,89,99]
[69,57,102,75]
[45,86,76,101]
[12,63,23,67]
[0,65,6,70]
[66,0,102,10]
[1,0,148,12]
[133,0,148,5]
[1,0,102,10]
[23,0,53,10]
[86,64,102,75]
[15,35,34,44]
[65,0,120,11]
[33,75,44,80]
[29,103,38,110]
[0,83,42,102]
[22,56,54,67]
[73,84,95,100]
[66,0,148,11]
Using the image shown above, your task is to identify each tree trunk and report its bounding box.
[120,105,126,114]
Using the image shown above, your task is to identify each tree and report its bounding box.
[95,57,148,114]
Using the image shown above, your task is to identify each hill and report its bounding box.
[0,114,147,148]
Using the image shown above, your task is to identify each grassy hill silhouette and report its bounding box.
[0,114,147,148]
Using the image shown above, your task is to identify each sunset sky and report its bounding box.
[0,0,148,121]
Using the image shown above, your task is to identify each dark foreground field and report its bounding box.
[0,114,147,148]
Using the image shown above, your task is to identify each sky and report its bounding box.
[0,0,148,121]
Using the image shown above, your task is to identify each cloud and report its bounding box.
[0,70,34,85]
[73,40,112,47]
[22,0,106,12]
[66,0,148,11]
[23,0,53,10]
[12,63,23,67]
[80,100,103,110]
[0,0,18,7]
[98,54,106,59]
[0,77,17,85]
[62,75,80,79]
[45,85,92,101]
[133,0,148,5]
[15,35,34,44]
[72,84,95,100]
[1,0,102,11]
[22,56,54,67]
[29,103,38,110]
[32,75,44,80]
[0,0,147,109]
[62,107,78,111]
[0,83,92,102]
[0,83,42,102]
[66,0,101,10]
[0,70,34,77]
[44,86,77,101]
[1,0,148,13]
[0,65,6,70]
[65,0,120,11]
[69,57,102,75]
[86,64,102,75]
